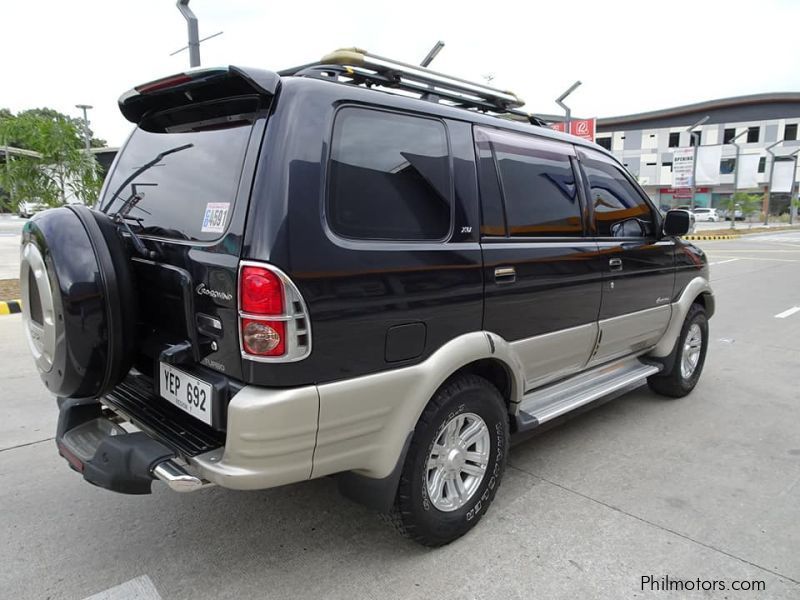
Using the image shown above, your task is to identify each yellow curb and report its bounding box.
[684,235,738,241]
[0,299,22,315]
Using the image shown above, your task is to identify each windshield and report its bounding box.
[102,111,255,242]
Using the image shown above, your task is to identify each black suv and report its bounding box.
[19,49,713,546]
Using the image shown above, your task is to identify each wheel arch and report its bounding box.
[650,276,714,358]
[693,290,715,318]
[334,333,521,513]
[316,331,524,498]
[447,357,518,414]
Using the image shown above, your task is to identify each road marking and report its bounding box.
[82,576,162,600]
[775,307,800,319]
[708,258,740,266]
[707,249,800,253]
[705,256,800,263]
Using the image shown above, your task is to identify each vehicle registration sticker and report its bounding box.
[160,362,213,425]
[201,202,230,233]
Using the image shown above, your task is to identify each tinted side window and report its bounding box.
[479,129,581,237]
[579,149,655,237]
[328,108,451,241]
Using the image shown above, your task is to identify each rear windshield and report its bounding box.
[102,100,258,242]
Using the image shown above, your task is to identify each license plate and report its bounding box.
[159,363,213,425]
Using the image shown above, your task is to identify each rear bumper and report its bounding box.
[71,374,320,492]
[55,397,205,494]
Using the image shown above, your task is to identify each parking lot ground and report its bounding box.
[1,231,799,599]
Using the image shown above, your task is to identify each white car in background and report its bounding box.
[692,207,719,222]
[18,199,47,218]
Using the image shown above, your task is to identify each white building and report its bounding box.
[591,93,800,213]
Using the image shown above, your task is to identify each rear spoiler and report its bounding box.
[118,65,280,124]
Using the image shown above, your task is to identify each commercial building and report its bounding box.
[592,93,800,213]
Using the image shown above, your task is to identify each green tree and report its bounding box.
[17,108,107,148]
[0,108,105,209]
[724,192,762,229]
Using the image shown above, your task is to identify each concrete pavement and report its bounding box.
[1,231,799,599]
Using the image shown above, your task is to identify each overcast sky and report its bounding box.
[3,0,799,146]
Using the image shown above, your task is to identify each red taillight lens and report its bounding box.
[241,318,285,356]
[240,264,288,357]
[240,266,284,315]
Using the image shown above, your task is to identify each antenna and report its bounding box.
[420,41,445,67]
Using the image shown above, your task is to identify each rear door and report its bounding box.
[576,147,675,365]
[476,127,602,391]
[101,80,272,422]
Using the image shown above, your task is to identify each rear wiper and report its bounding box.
[99,143,194,213]
[112,193,156,259]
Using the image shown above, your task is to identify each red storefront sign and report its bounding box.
[550,118,596,142]
[660,187,709,199]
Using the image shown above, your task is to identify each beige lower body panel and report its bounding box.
[312,332,519,480]
[188,278,713,491]
[589,305,671,367]
[191,385,319,490]
[191,331,522,489]
[510,322,598,391]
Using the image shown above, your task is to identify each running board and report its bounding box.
[516,358,661,430]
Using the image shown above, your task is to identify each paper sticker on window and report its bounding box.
[201,202,230,233]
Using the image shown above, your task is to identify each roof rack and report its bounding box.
[279,48,545,126]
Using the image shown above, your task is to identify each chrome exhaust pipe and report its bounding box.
[152,460,206,492]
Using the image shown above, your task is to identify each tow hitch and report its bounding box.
[56,398,206,494]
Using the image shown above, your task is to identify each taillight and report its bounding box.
[237,262,312,362]
[241,267,283,315]
[239,266,286,357]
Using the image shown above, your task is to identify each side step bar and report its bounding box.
[516,358,661,431]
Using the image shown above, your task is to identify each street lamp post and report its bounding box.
[75,104,95,188]
[75,104,92,153]
[765,140,782,225]
[2,138,11,209]
[685,116,709,211]
[177,0,201,68]
[728,129,749,229]
[555,81,582,134]
[778,147,800,225]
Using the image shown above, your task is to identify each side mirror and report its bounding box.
[663,209,693,237]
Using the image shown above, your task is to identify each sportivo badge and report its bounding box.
[196,282,233,302]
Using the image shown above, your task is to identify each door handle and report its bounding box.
[494,266,516,284]
[609,258,623,271]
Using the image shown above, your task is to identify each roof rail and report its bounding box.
[279,48,545,126]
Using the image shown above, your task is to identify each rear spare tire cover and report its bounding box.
[19,205,136,399]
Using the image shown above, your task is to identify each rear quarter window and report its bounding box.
[327,107,452,241]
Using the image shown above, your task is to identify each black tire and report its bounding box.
[387,374,509,547]
[648,303,708,398]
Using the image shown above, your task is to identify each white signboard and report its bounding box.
[737,154,760,189]
[771,160,796,193]
[672,147,695,188]
[696,146,722,185]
